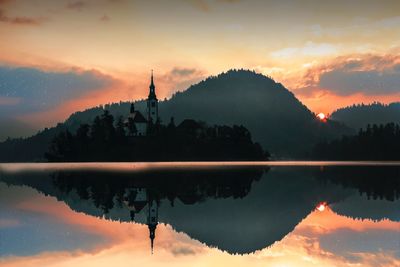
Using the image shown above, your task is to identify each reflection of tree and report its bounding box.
[52,168,268,214]
[316,167,400,201]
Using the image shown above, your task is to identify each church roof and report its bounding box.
[127,111,147,123]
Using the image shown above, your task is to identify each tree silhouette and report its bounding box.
[313,122,400,160]
[45,110,269,162]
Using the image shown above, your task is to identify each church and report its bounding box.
[125,71,159,136]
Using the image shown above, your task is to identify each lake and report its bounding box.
[0,162,399,267]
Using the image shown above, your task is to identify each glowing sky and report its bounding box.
[1,0,400,135]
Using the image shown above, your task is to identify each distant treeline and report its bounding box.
[45,110,268,162]
[313,123,400,160]
[330,102,400,130]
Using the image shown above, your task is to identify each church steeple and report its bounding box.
[148,70,156,100]
[149,224,156,254]
[147,199,158,254]
[147,70,159,123]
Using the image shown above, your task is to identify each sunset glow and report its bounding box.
[316,113,326,121]
[316,202,327,212]
[1,0,400,136]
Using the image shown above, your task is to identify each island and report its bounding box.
[45,73,268,162]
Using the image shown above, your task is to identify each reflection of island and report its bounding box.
[0,165,399,254]
[316,166,400,201]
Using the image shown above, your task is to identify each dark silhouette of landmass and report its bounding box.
[45,110,268,162]
[330,102,400,130]
[316,166,400,201]
[0,69,352,162]
[313,123,400,160]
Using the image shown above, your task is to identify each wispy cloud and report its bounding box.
[66,1,87,11]
[0,9,44,26]
[271,42,339,58]
[99,14,110,22]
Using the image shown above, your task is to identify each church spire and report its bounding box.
[150,69,154,87]
[148,70,156,99]
[149,224,156,254]
[147,69,158,123]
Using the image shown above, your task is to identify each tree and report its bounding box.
[127,118,137,136]
[115,116,126,139]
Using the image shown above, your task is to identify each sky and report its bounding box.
[0,182,399,267]
[1,0,400,137]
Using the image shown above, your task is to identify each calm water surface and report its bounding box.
[0,162,399,267]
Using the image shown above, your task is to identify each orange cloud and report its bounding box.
[292,53,400,113]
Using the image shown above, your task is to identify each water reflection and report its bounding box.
[0,164,399,266]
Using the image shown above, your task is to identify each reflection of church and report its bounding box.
[123,188,158,253]
[125,71,159,136]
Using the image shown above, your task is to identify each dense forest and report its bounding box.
[45,110,268,162]
[330,102,400,129]
[0,69,352,161]
[313,122,400,160]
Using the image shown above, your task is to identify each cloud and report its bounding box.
[319,228,400,262]
[170,246,197,256]
[271,42,338,58]
[0,9,43,25]
[100,14,110,22]
[0,66,114,117]
[160,67,206,96]
[170,67,199,77]
[319,66,400,95]
[185,0,240,12]
[66,1,87,11]
[298,54,400,96]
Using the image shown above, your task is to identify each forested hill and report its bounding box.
[0,69,352,161]
[330,102,400,130]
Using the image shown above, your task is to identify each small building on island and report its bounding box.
[125,70,159,136]
[125,104,147,136]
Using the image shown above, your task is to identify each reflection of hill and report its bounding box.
[1,165,399,254]
[0,167,341,254]
[315,166,400,222]
[331,194,400,222]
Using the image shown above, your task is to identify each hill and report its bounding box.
[0,69,352,161]
[330,102,400,130]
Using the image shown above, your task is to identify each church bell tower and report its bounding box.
[147,70,158,123]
